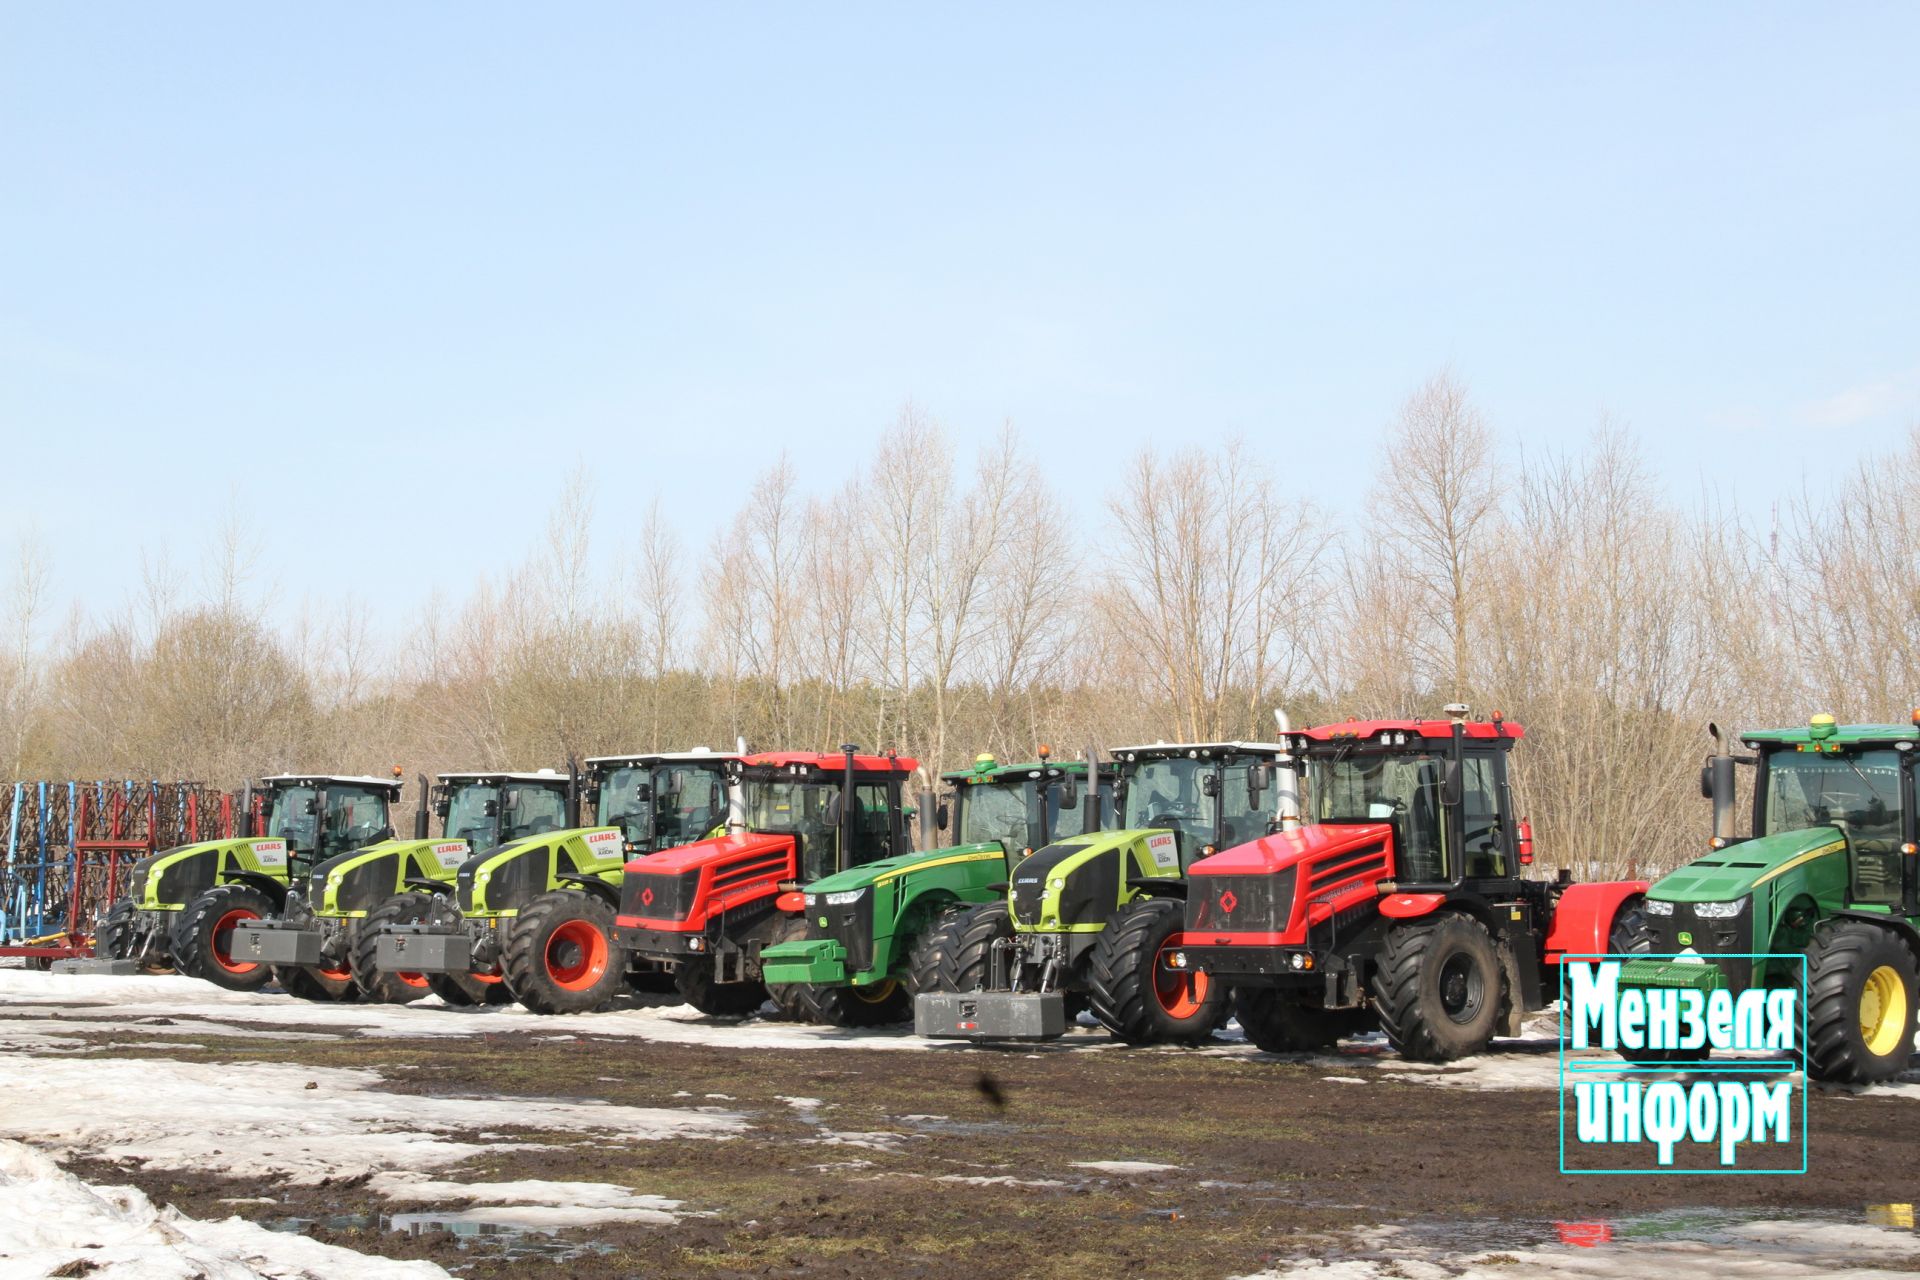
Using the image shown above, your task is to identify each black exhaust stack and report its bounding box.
[414,774,430,840]
[839,745,859,874]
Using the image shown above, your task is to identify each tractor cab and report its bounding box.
[1112,742,1285,867]
[614,747,919,1015]
[587,751,739,855]
[940,749,1110,867]
[258,774,404,873]
[435,771,574,852]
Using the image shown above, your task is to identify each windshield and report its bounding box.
[650,764,727,849]
[500,782,570,842]
[1764,749,1903,849]
[1123,757,1266,858]
[266,783,390,860]
[443,783,500,847]
[1309,753,1448,882]
[956,780,1036,850]
[597,767,652,845]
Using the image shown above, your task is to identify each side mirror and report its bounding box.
[1200,774,1221,799]
[824,793,844,827]
[1057,776,1079,808]
[434,797,451,817]
[1699,765,1714,800]
[1441,759,1464,808]
[483,799,499,818]
[935,802,950,832]
[303,798,319,816]
[1247,763,1270,805]
[634,783,653,805]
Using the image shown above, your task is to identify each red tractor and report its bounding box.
[1171,706,1647,1061]
[612,747,918,1015]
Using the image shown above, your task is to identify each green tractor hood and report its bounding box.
[455,825,626,918]
[128,836,296,912]
[305,836,474,918]
[1648,826,1849,905]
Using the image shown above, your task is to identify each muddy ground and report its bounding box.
[38,1019,1920,1279]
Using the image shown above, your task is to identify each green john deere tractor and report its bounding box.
[760,749,1110,1026]
[97,774,403,992]
[226,770,573,1003]
[376,750,740,1014]
[915,741,1286,1044]
[1619,714,1920,1083]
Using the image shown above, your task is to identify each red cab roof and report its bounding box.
[741,751,920,774]
[1299,718,1524,741]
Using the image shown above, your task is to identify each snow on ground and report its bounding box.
[0,1052,744,1186]
[1239,1217,1920,1279]
[1071,1160,1181,1175]
[367,1174,688,1228]
[0,1138,448,1279]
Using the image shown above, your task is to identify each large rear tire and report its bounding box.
[1086,897,1227,1045]
[351,895,436,1005]
[674,955,768,1016]
[504,890,625,1014]
[1235,987,1369,1052]
[1373,912,1503,1062]
[921,901,1012,993]
[173,885,276,992]
[1805,920,1918,1084]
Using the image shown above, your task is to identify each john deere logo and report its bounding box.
[1219,890,1238,914]
[640,887,654,907]
[1677,931,1693,946]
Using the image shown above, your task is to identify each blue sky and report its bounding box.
[3,5,1916,632]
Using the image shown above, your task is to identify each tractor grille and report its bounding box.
[1643,902,1754,978]
[1010,842,1119,928]
[623,868,702,922]
[152,848,217,909]
[331,858,396,915]
[127,859,153,904]
[809,891,877,974]
[1188,869,1296,933]
[458,851,547,914]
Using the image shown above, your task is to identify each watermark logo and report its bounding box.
[1558,954,1807,1174]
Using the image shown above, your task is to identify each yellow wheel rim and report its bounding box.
[1860,965,1909,1058]
[852,979,898,1005]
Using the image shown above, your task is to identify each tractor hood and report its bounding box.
[306,836,471,917]
[624,829,793,876]
[129,836,294,910]
[802,842,1004,895]
[1648,827,1848,904]
[454,825,625,916]
[1187,822,1393,877]
[1185,823,1396,937]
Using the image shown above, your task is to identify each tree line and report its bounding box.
[1,374,1913,880]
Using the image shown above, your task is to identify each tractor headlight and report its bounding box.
[1643,899,1673,916]
[1290,953,1307,970]
[1693,900,1745,919]
[1048,878,1065,890]
[823,889,866,907]
[1169,951,1188,968]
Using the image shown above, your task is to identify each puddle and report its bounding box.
[269,1210,616,1261]
[268,1213,372,1233]
[1339,1204,1918,1261]
[896,1114,1020,1137]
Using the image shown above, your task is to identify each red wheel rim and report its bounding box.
[318,960,353,982]
[545,920,609,991]
[398,971,429,988]
[471,970,504,985]
[1153,937,1210,1019]
[211,908,262,974]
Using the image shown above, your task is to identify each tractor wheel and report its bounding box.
[426,970,513,1007]
[1373,912,1503,1062]
[276,962,360,1002]
[97,897,139,961]
[350,895,436,1005]
[921,901,1012,993]
[1086,897,1227,1045]
[808,979,914,1027]
[503,890,625,1015]
[1234,987,1364,1053]
[172,885,276,992]
[625,966,678,995]
[765,916,825,1022]
[674,956,768,1016]
[1602,902,1709,1066]
[1804,920,1919,1084]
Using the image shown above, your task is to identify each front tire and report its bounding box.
[1373,912,1503,1062]
[1605,902,1708,1066]
[276,962,360,1002]
[1805,920,1918,1084]
[673,955,768,1016]
[503,891,625,1015]
[1085,897,1227,1045]
[920,901,1012,993]
[350,895,436,1005]
[173,885,276,992]
[1235,987,1370,1052]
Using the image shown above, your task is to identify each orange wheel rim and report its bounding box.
[1153,938,1210,1019]
[545,920,609,991]
[211,909,262,974]
[398,972,429,988]
[471,970,504,985]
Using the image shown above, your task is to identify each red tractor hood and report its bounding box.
[624,830,794,876]
[1188,822,1394,876]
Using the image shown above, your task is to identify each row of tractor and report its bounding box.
[94,707,1920,1083]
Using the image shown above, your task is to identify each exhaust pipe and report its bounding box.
[1085,742,1102,832]
[1705,722,1737,847]
[414,774,430,840]
[1270,710,1303,831]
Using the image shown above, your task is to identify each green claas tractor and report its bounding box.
[1174,709,1648,1062]
[97,774,404,992]
[226,770,573,1003]
[376,751,740,1014]
[760,749,1110,1026]
[1618,714,1920,1083]
[615,748,919,1017]
[915,741,1288,1044]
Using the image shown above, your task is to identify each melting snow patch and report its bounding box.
[1322,1076,1369,1085]
[0,1138,446,1279]
[935,1174,1067,1188]
[369,1174,689,1226]
[0,1053,745,1185]
[775,1096,824,1110]
[1071,1160,1180,1174]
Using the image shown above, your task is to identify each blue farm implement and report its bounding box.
[0,781,235,966]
